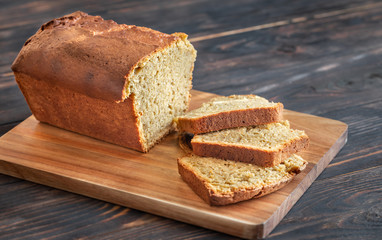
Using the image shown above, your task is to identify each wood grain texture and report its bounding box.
[1,0,382,239]
[0,90,347,239]
[267,166,382,240]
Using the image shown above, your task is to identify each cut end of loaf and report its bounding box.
[125,34,197,151]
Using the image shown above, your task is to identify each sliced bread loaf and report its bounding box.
[191,120,309,167]
[174,95,283,134]
[178,154,307,205]
[12,11,197,152]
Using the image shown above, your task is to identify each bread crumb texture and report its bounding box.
[179,154,306,194]
[127,34,196,149]
[193,120,307,150]
[177,95,277,119]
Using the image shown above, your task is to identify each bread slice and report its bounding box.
[11,11,197,152]
[191,120,309,167]
[174,95,283,134]
[178,154,307,205]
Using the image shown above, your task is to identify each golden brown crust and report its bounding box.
[177,156,307,206]
[11,11,195,152]
[177,158,215,205]
[176,103,284,134]
[208,188,263,206]
[15,72,146,152]
[191,134,310,167]
[254,160,307,198]
[11,11,179,102]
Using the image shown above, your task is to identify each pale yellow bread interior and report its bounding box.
[179,154,307,195]
[127,33,196,150]
[176,95,278,119]
[192,120,308,151]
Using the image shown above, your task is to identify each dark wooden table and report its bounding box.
[1,0,381,239]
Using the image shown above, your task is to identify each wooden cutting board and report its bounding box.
[0,90,347,239]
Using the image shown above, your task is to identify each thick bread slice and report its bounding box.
[191,120,309,167]
[178,154,307,205]
[174,95,283,134]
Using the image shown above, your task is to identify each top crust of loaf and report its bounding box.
[174,95,284,134]
[11,11,184,102]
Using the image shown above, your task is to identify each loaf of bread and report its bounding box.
[174,95,283,134]
[191,120,309,167]
[178,154,307,205]
[11,11,197,152]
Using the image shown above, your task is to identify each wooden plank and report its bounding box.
[3,0,382,129]
[0,90,347,239]
[191,4,382,99]
[268,165,382,239]
[2,1,378,238]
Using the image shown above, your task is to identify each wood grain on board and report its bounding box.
[1,0,381,239]
[0,90,347,239]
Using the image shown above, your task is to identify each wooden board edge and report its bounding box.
[0,118,31,140]
[0,110,350,240]
[0,157,263,238]
[260,124,348,239]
